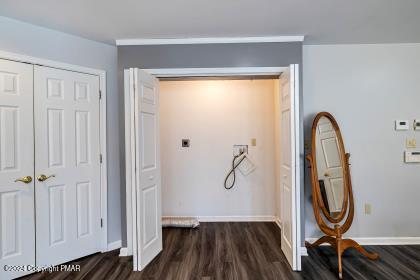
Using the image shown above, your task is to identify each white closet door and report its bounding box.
[0,59,35,279]
[132,68,162,271]
[34,66,101,266]
[280,64,301,271]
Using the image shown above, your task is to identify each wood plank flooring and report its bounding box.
[21,222,420,280]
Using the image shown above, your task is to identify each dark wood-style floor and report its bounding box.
[21,222,420,280]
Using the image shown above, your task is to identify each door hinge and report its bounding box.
[100,154,103,163]
[99,90,102,99]
[100,218,103,228]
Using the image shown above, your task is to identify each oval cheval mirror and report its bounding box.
[305,112,379,279]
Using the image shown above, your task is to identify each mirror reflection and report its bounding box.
[315,116,345,218]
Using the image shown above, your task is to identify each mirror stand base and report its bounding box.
[305,235,379,279]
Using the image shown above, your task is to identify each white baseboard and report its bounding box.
[107,240,122,251]
[162,215,276,222]
[274,216,282,229]
[305,237,420,246]
[119,247,128,257]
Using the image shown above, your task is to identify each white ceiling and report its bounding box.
[1,0,419,45]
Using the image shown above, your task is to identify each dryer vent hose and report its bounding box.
[224,151,247,190]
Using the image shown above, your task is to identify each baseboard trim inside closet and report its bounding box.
[163,215,277,222]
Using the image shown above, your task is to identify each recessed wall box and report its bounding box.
[395,120,409,131]
[233,145,248,156]
[182,139,190,147]
[404,151,420,163]
[414,120,420,131]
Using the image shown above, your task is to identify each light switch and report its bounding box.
[406,138,417,149]
[395,120,409,131]
[251,138,257,146]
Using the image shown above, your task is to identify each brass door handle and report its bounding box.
[37,174,55,182]
[15,176,33,184]
[324,172,330,177]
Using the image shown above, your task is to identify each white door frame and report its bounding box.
[0,50,109,252]
[124,66,302,270]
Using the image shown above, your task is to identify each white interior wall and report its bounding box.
[160,79,277,218]
[303,43,420,239]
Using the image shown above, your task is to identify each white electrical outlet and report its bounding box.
[406,138,417,149]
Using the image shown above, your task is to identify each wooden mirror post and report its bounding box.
[305,112,379,279]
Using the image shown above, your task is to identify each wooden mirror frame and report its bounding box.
[305,112,379,279]
[310,112,349,224]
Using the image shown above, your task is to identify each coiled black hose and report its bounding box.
[224,153,247,190]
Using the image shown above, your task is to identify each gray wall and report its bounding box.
[118,42,304,245]
[303,43,420,238]
[0,16,121,244]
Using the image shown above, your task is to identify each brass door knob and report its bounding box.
[37,174,55,182]
[15,176,33,184]
[324,172,330,177]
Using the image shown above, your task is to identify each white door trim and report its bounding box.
[0,49,109,252]
[292,64,302,270]
[124,66,303,271]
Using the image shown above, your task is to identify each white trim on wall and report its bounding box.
[116,36,305,46]
[300,247,308,256]
[0,49,109,252]
[124,66,303,270]
[145,67,286,78]
[124,69,136,257]
[292,64,302,270]
[306,237,420,246]
[275,216,282,229]
[162,216,277,222]
[119,247,129,257]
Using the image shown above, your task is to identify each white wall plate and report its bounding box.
[238,154,256,176]
[395,120,409,131]
[404,151,420,163]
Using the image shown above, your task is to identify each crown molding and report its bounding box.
[116,36,304,46]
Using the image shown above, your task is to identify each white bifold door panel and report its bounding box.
[0,59,35,279]
[279,64,301,271]
[34,66,101,266]
[126,68,162,271]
